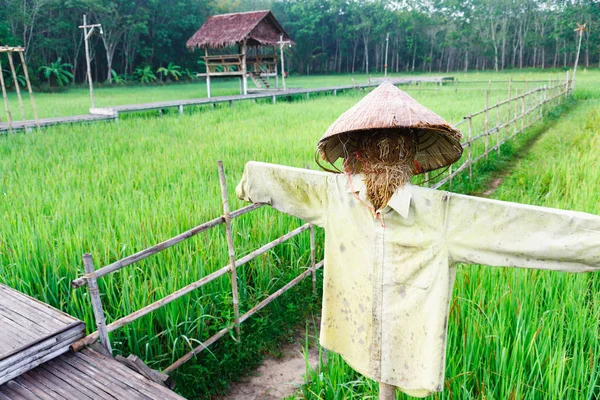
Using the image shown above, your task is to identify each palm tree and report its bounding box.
[157,62,182,82]
[38,58,74,87]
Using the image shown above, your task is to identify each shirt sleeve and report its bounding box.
[235,161,329,227]
[443,192,600,272]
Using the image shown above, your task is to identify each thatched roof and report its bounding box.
[186,10,293,49]
[317,82,463,174]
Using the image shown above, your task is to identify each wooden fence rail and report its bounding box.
[71,73,570,375]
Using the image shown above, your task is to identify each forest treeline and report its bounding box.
[0,0,598,86]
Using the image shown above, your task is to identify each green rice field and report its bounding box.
[1,70,599,398]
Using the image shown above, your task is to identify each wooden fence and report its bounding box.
[70,73,571,376]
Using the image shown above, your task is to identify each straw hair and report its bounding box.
[317,82,463,174]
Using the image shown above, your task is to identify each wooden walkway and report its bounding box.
[0,284,185,399]
[0,348,185,400]
[0,76,453,133]
[0,285,85,385]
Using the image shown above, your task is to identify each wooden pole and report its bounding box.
[217,161,241,340]
[241,40,248,95]
[468,117,473,180]
[310,225,316,294]
[18,51,39,128]
[520,90,525,133]
[384,32,389,78]
[83,15,95,109]
[513,88,518,136]
[6,53,25,122]
[507,78,512,137]
[496,99,500,155]
[279,35,286,91]
[83,253,112,355]
[572,23,586,93]
[0,58,13,133]
[379,383,396,400]
[205,48,211,98]
[484,89,489,160]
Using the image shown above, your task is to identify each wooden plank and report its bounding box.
[0,346,72,386]
[0,285,77,327]
[0,306,53,339]
[39,364,103,400]
[11,377,54,400]
[22,368,89,400]
[78,348,184,399]
[15,375,62,400]
[45,358,121,400]
[0,382,32,400]
[0,324,83,367]
[59,353,148,400]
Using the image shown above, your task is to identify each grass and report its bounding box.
[0,71,598,398]
[295,96,600,399]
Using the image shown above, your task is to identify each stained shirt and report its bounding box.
[235,161,600,398]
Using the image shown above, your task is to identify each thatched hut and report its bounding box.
[186,10,293,97]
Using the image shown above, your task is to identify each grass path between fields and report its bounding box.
[291,98,600,399]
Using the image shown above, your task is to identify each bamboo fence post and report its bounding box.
[424,172,430,187]
[6,53,25,122]
[513,88,518,137]
[310,225,316,294]
[448,163,453,190]
[507,78,512,137]
[520,90,525,133]
[83,253,112,355]
[18,51,39,129]
[496,99,500,155]
[0,58,13,133]
[454,78,458,93]
[217,161,241,341]
[467,117,473,181]
[565,70,570,97]
[484,89,489,160]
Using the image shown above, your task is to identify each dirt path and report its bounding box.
[214,321,320,400]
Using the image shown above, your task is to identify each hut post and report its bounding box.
[0,58,13,133]
[7,52,26,122]
[83,253,113,355]
[274,45,279,89]
[217,161,241,340]
[241,40,248,95]
[204,47,211,98]
[18,51,39,128]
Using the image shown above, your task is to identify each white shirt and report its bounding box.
[236,161,600,397]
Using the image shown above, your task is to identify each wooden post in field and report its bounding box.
[205,48,211,98]
[507,78,512,137]
[6,53,25,121]
[79,14,102,110]
[310,225,317,294]
[484,89,489,160]
[513,88,518,137]
[0,58,13,133]
[18,51,40,128]
[278,35,288,91]
[467,117,473,180]
[572,23,586,94]
[83,253,112,355]
[218,161,241,340]
[380,383,396,400]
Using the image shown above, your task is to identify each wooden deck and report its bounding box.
[0,348,186,400]
[0,284,185,399]
[0,285,85,385]
[0,114,115,133]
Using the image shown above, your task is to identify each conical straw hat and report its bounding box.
[317,82,463,174]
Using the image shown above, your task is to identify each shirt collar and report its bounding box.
[346,174,413,218]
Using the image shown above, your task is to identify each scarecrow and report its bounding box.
[236,82,600,398]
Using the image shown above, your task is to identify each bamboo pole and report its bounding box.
[6,53,25,122]
[496,99,500,155]
[310,225,317,294]
[18,51,39,128]
[513,88,518,136]
[484,89,489,160]
[82,254,112,355]
[205,48,211,98]
[0,59,13,133]
[507,78,512,142]
[520,89,525,133]
[217,161,241,340]
[467,117,473,181]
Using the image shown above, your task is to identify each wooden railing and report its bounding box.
[71,73,571,376]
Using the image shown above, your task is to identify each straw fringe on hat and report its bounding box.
[317,82,463,174]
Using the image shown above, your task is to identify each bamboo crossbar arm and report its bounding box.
[71,222,311,351]
[0,46,24,52]
[71,202,266,288]
[163,260,324,374]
